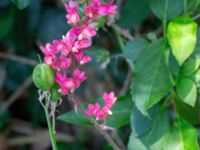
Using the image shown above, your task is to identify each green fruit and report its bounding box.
[50,84,63,102]
[167,16,197,65]
[32,64,54,91]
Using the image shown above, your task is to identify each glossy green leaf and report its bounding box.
[57,96,132,128]
[149,0,183,20]
[131,38,172,115]
[175,97,200,125]
[128,114,199,150]
[130,104,159,137]
[12,0,31,9]
[176,77,197,107]
[118,0,150,28]
[122,38,149,62]
[180,59,200,76]
[162,118,199,150]
[192,69,200,83]
[128,110,169,150]
[167,16,198,65]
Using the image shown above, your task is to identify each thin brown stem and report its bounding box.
[69,93,121,150]
[0,52,37,66]
[109,23,134,41]
[1,76,33,113]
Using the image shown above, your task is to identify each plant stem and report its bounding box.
[70,93,121,150]
[183,0,187,14]
[193,13,200,20]
[163,0,168,36]
[44,105,58,150]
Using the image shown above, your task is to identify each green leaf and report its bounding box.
[131,38,172,115]
[176,77,197,107]
[122,38,149,62]
[192,69,200,83]
[130,104,159,137]
[128,113,199,150]
[167,16,198,65]
[128,109,169,150]
[175,97,200,125]
[162,117,199,150]
[12,0,31,9]
[118,0,150,28]
[180,59,200,77]
[194,28,200,58]
[57,96,132,128]
[149,0,183,21]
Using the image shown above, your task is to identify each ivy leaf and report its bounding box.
[57,96,132,128]
[176,77,197,107]
[149,0,183,21]
[131,38,172,115]
[12,0,31,9]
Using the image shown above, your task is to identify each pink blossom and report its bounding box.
[98,3,117,16]
[74,39,91,50]
[86,103,101,115]
[64,0,79,13]
[103,92,117,109]
[80,56,92,65]
[73,69,86,88]
[66,11,80,24]
[57,56,71,70]
[55,72,75,94]
[44,53,57,68]
[78,25,96,40]
[85,92,117,120]
[84,0,101,18]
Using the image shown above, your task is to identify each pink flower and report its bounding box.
[64,0,79,13]
[73,69,86,88]
[58,56,71,70]
[85,91,117,120]
[66,11,80,24]
[80,56,91,65]
[103,91,117,109]
[78,25,96,40]
[55,72,75,94]
[98,3,117,16]
[84,0,101,18]
[44,53,57,68]
[86,103,101,115]
[74,39,91,50]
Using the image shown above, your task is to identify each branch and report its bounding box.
[8,130,74,146]
[0,52,38,66]
[1,76,33,113]
[119,67,132,96]
[69,93,121,150]
[109,23,134,41]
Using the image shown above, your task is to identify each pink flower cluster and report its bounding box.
[86,92,117,120]
[40,0,117,95]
